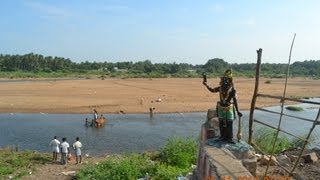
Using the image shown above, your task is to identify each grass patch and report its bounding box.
[286,106,304,111]
[0,148,51,179]
[77,137,197,180]
[291,134,315,149]
[254,128,317,155]
[254,128,292,154]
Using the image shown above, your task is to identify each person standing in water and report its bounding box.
[93,109,98,121]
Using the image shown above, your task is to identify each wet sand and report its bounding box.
[0,77,319,114]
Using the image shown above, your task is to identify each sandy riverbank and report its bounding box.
[0,77,319,114]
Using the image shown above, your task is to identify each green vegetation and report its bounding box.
[291,134,315,148]
[159,137,197,169]
[77,137,198,180]
[286,106,304,111]
[254,128,292,154]
[254,128,315,154]
[0,53,320,78]
[0,148,50,179]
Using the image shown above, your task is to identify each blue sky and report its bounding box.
[0,0,319,64]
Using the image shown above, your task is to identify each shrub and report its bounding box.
[77,137,198,179]
[160,137,197,169]
[152,163,188,180]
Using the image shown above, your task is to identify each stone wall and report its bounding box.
[196,109,257,179]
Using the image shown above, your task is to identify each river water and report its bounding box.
[0,99,319,156]
[0,112,207,156]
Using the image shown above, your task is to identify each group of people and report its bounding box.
[49,70,239,169]
[85,109,104,126]
[49,136,83,165]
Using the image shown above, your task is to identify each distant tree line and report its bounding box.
[0,53,319,78]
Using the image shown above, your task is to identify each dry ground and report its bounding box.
[257,148,320,180]
[21,156,103,180]
[0,77,319,114]
[1,77,318,179]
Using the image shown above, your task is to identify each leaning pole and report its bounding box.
[248,48,262,144]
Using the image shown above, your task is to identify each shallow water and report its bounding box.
[0,112,207,156]
[241,98,320,149]
[0,99,319,156]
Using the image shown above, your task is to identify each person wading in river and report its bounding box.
[203,69,242,143]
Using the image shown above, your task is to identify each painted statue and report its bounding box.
[203,69,242,143]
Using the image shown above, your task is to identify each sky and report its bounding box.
[0,0,319,64]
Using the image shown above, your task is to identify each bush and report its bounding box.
[77,137,198,179]
[160,137,197,169]
[152,163,188,180]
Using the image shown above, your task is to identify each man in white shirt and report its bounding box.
[73,137,83,164]
[49,136,60,162]
[60,137,70,165]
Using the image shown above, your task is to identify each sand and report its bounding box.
[0,77,319,114]
[3,77,320,180]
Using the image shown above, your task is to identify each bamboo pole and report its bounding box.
[248,48,262,144]
[265,33,296,176]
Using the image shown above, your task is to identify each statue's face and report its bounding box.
[220,76,231,91]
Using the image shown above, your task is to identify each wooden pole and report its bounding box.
[248,48,262,144]
[265,33,296,176]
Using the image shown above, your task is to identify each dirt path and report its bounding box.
[0,77,319,114]
[22,156,104,180]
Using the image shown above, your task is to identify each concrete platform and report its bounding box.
[204,145,252,179]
